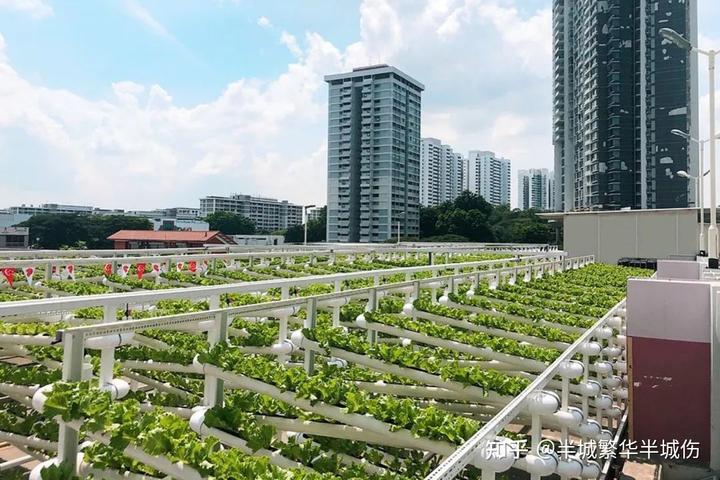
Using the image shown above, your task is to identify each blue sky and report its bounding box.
[0,1,362,104]
[1,0,719,210]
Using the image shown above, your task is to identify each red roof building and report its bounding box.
[107,230,236,249]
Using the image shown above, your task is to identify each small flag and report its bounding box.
[120,264,130,278]
[103,263,113,276]
[23,267,34,286]
[152,263,161,274]
[176,262,184,272]
[1,268,15,288]
[65,264,75,280]
[136,263,146,280]
[188,261,197,273]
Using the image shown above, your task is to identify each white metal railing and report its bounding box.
[1,253,619,480]
[426,288,626,479]
[0,253,567,316]
[0,243,556,261]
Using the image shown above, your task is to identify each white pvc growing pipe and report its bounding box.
[120,360,198,373]
[294,334,499,403]
[254,416,424,450]
[414,310,571,351]
[202,363,457,456]
[0,344,62,370]
[0,382,37,398]
[86,430,204,480]
[31,426,204,480]
[85,332,134,349]
[0,334,55,346]
[189,408,312,473]
[123,371,190,398]
[355,318,549,372]
[353,381,490,402]
[444,299,586,335]
[0,430,57,451]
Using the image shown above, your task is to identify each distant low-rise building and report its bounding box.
[8,203,125,216]
[127,207,201,221]
[126,207,207,231]
[306,207,325,223]
[200,194,303,232]
[149,218,210,231]
[107,230,236,249]
[0,227,29,249]
[233,234,285,246]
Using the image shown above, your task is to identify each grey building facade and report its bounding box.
[465,151,511,207]
[420,138,463,207]
[325,65,423,242]
[199,195,303,232]
[553,0,698,211]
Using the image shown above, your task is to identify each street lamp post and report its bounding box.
[674,129,705,253]
[662,28,718,267]
[303,205,316,247]
[677,170,703,252]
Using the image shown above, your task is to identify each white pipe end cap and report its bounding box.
[558,360,584,378]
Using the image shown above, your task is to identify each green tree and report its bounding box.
[204,211,256,235]
[284,206,326,243]
[17,214,153,249]
[419,192,555,244]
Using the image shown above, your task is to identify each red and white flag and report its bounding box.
[136,263,146,280]
[176,262,184,272]
[103,263,113,276]
[1,268,15,288]
[120,264,130,278]
[23,267,34,286]
[188,261,197,273]
[152,263,162,275]
[65,264,75,280]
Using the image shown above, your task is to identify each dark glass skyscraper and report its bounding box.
[553,0,698,211]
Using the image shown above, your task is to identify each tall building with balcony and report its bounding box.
[465,151,511,206]
[199,194,303,232]
[325,65,423,242]
[420,138,464,207]
[552,0,698,211]
[518,168,553,211]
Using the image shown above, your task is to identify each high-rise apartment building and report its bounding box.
[325,65,423,242]
[420,138,463,207]
[518,168,553,211]
[199,194,303,232]
[552,0,698,211]
[465,151,511,206]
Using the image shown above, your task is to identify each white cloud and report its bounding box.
[0,0,52,18]
[491,114,529,139]
[0,33,6,62]
[123,0,174,41]
[0,0,556,209]
[257,16,272,28]
[280,31,302,58]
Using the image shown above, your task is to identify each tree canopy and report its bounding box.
[420,191,558,244]
[17,214,153,249]
[204,211,256,235]
[282,206,327,243]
